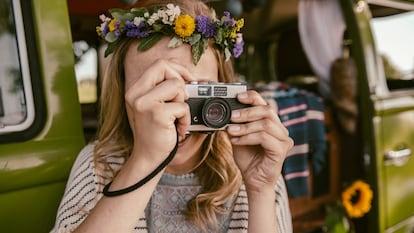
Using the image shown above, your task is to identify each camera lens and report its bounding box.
[202,98,231,129]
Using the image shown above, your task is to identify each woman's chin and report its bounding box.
[178,133,190,147]
[167,133,208,174]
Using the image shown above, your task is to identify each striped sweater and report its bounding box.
[50,143,293,233]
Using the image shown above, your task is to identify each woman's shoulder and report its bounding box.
[69,142,126,180]
[74,143,96,166]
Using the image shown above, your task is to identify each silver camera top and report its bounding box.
[185,82,246,98]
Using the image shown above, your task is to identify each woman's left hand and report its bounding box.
[227,90,294,194]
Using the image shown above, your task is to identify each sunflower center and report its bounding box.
[351,189,361,205]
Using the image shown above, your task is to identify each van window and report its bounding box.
[74,40,98,104]
[371,11,414,90]
[0,0,35,134]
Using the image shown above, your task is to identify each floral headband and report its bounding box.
[96,4,244,64]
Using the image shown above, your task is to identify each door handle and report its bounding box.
[384,147,412,166]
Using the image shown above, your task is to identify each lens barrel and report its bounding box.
[202,98,231,129]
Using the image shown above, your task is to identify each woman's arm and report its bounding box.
[246,187,278,232]
[75,60,193,232]
[73,153,165,233]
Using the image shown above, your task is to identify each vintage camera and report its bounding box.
[186,82,249,132]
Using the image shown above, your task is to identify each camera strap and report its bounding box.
[102,130,178,197]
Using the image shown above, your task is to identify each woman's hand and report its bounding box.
[227,90,294,194]
[124,59,193,163]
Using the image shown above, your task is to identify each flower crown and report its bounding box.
[96,4,244,64]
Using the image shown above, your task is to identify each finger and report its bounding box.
[126,77,188,110]
[236,90,267,106]
[231,104,279,123]
[231,102,289,136]
[230,132,293,159]
[160,102,191,136]
[134,101,190,134]
[173,104,191,136]
[147,79,188,103]
[227,118,289,139]
[125,59,194,101]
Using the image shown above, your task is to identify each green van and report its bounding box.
[0,0,413,232]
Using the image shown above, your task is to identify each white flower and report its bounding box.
[133,17,145,26]
[160,3,181,25]
[166,3,180,18]
[100,22,108,29]
[99,14,111,22]
[148,12,160,25]
[235,33,243,43]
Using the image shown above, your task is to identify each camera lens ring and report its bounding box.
[202,98,231,129]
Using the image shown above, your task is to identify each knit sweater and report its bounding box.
[50,143,293,233]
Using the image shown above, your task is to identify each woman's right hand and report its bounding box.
[124,59,194,164]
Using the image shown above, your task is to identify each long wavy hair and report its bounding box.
[94,0,242,231]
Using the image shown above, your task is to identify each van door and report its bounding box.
[370,7,414,233]
[341,1,414,232]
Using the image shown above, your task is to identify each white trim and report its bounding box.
[384,215,414,233]
[367,0,414,10]
[0,0,36,134]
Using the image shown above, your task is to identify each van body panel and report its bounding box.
[0,0,85,232]
[0,182,67,232]
[377,97,414,233]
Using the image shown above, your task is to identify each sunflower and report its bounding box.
[341,180,373,218]
[174,14,195,37]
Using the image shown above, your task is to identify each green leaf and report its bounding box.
[105,31,119,43]
[215,28,224,45]
[152,23,164,32]
[191,38,208,65]
[168,37,183,48]
[110,9,138,22]
[224,48,231,61]
[189,34,201,46]
[104,41,118,57]
[138,33,163,51]
[130,7,148,16]
[109,8,128,16]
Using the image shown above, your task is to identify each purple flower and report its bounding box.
[124,21,149,38]
[196,15,217,37]
[223,11,235,27]
[232,39,244,58]
[102,24,109,36]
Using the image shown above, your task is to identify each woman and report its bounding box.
[51,0,293,232]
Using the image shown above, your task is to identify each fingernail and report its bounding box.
[228,125,240,132]
[232,110,240,118]
[238,92,248,99]
[230,137,240,143]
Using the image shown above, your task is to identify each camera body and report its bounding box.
[186,82,249,132]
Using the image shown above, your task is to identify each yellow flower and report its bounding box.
[236,18,244,31]
[174,14,195,37]
[341,180,373,218]
[229,18,244,38]
[108,19,118,32]
[96,26,102,37]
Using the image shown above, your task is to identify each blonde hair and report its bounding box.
[95,0,242,231]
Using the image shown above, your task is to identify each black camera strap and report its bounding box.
[102,130,178,197]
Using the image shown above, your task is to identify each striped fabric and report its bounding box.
[50,143,293,233]
[257,85,328,198]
